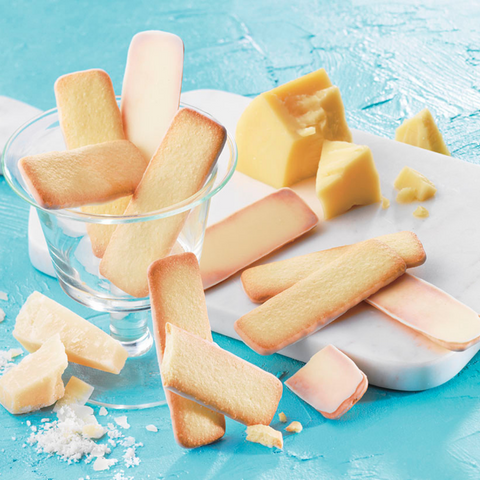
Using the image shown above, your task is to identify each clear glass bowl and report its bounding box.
[1,100,237,409]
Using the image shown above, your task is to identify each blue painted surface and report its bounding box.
[1,1,480,479]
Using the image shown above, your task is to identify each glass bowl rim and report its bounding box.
[1,100,237,224]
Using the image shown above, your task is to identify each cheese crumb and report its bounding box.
[297,126,316,137]
[285,421,303,433]
[278,412,287,423]
[99,406,108,416]
[114,416,130,429]
[246,425,283,449]
[93,456,118,471]
[145,424,158,432]
[413,206,429,218]
[0,308,5,323]
[0,348,24,375]
[381,196,390,209]
[0,291,8,301]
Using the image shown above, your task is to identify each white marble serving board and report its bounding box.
[23,89,480,391]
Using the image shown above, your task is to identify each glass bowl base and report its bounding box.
[65,313,166,410]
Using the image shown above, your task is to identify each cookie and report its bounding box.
[19,140,146,209]
[235,239,406,355]
[200,188,318,289]
[99,108,226,298]
[148,253,225,448]
[161,323,283,426]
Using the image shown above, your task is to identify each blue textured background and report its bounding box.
[1,1,480,479]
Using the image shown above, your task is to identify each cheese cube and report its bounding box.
[53,376,94,412]
[13,292,128,374]
[395,108,450,156]
[285,345,368,419]
[0,334,67,414]
[246,425,283,449]
[236,69,352,188]
[316,140,382,219]
[394,166,436,202]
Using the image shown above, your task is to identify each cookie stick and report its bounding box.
[235,239,406,355]
[148,253,225,448]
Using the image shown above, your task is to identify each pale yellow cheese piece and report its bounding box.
[200,188,318,289]
[395,108,450,156]
[381,196,390,209]
[316,140,382,219]
[236,69,352,188]
[394,166,436,202]
[13,291,128,374]
[278,412,287,423]
[53,376,94,412]
[246,425,283,449]
[413,206,429,218]
[285,421,303,433]
[0,334,67,414]
[285,345,368,419]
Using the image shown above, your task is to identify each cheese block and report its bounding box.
[366,274,480,351]
[55,69,134,258]
[246,425,283,449]
[148,253,225,448]
[316,140,382,219]
[53,376,94,412]
[200,188,318,289]
[121,30,184,161]
[395,108,450,156]
[235,240,406,355]
[161,324,283,426]
[19,140,147,209]
[394,166,436,202]
[100,108,226,298]
[241,231,425,303]
[13,291,128,374]
[236,69,352,188]
[0,334,67,414]
[285,345,368,419]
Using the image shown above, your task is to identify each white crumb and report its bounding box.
[26,421,31,427]
[0,348,24,375]
[112,471,134,480]
[93,456,118,472]
[114,416,130,430]
[0,308,5,322]
[99,406,108,416]
[0,291,8,301]
[145,424,157,433]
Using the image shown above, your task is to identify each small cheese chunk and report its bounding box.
[316,140,382,219]
[0,335,67,414]
[200,189,318,289]
[246,425,283,449]
[381,196,390,209]
[285,345,368,419]
[121,31,184,161]
[13,292,128,374]
[54,376,94,412]
[394,166,436,202]
[236,69,352,188]
[278,412,287,423]
[285,421,303,433]
[395,108,450,156]
[413,206,429,218]
[367,274,480,351]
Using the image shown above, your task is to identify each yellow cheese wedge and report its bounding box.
[246,425,283,449]
[53,376,94,412]
[285,345,368,420]
[316,140,382,219]
[366,274,480,351]
[413,206,429,218]
[200,188,318,289]
[0,334,67,414]
[13,292,128,374]
[395,108,450,156]
[394,166,436,202]
[236,69,352,188]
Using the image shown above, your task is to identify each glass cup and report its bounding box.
[2,101,237,409]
